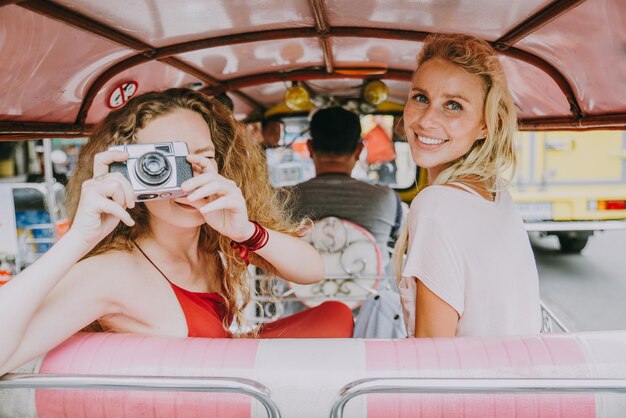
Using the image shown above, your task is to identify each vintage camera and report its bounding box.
[108,141,193,201]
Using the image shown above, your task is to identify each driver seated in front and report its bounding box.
[288,106,403,260]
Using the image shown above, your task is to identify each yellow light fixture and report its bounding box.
[284,84,311,111]
[363,80,388,106]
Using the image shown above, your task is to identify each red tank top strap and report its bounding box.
[133,241,232,338]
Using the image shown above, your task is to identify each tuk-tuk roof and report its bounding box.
[1,0,624,139]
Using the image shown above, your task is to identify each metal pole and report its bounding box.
[330,377,626,418]
[42,138,58,240]
[0,374,281,418]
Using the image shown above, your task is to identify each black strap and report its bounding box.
[133,241,171,282]
[389,193,403,245]
[392,193,403,237]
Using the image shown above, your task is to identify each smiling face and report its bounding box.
[136,108,218,228]
[404,57,488,182]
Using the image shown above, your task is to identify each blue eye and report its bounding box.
[412,93,429,104]
[445,101,462,111]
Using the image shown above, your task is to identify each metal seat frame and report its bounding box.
[330,377,626,418]
[0,373,281,418]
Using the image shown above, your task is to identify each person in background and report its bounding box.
[260,119,285,149]
[396,33,541,338]
[289,106,403,255]
[0,88,354,377]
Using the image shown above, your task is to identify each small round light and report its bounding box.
[363,80,388,105]
[284,85,311,111]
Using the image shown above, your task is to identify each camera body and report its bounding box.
[108,141,193,201]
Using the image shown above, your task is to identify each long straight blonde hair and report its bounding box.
[394,33,518,280]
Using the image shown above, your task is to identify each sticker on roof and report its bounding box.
[107,81,138,109]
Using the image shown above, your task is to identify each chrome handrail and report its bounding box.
[253,295,380,302]
[330,377,626,418]
[0,373,281,418]
[524,220,626,232]
[255,273,390,280]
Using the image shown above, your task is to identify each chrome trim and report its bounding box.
[330,377,626,418]
[0,374,281,418]
[524,220,626,232]
[529,131,537,185]
[253,295,377,302]
[255,273,392,280]
[42,139,59,241]
[622,132,626,182]
[521,178,626,186]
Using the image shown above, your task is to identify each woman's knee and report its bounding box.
[316,301,354,328]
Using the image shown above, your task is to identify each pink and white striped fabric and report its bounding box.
[3,331,626,417]
[364,337,595,417]
[37,333,260,418]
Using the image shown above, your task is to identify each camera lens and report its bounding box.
[135,151,172,186]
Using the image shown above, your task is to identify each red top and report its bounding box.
[134,242,232,338]
[134,242,355,339]
[168,282,233,338]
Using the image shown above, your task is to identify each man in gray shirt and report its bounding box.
[289,107,402,253]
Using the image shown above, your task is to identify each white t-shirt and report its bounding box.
[399,183,542,337]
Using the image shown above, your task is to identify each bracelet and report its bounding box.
[230,221,269,266]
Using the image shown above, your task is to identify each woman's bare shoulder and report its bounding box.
[70,250,142,282]
[60,250,153,312]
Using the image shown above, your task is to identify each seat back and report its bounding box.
[290,216,384,309]
[3,331,626,417]
[245,217,386,325]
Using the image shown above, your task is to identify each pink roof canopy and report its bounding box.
[0,0,624,139]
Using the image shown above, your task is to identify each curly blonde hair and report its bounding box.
[395,33,518,280]
[67,88,302,331]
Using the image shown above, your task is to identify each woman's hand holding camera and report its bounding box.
[67,151,136,249]
[179,154,255,242]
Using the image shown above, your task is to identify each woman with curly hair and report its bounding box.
[396,34,541,338]
[0,88,353,375]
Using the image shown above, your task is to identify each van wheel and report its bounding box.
[558,236,589,253]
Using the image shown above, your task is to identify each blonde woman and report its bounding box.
[397,34,541,338]
[0,88,353,376]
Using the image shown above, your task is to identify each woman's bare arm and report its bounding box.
[180,154,324,284]
[255,230,324,284]
[0,232,89,374]
[0,251,120,375]
[0,150,135,375]
[414,279,459,337]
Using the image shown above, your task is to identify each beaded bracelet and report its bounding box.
[230,221,269,266]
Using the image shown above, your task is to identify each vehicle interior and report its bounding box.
[1,1,625,417]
